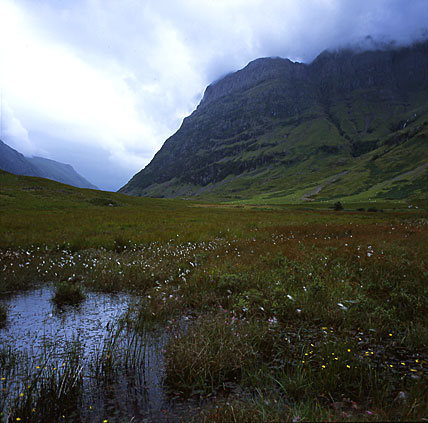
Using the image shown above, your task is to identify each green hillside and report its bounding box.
[120,41,428,203]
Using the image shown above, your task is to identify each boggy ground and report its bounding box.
[1,184,428,421]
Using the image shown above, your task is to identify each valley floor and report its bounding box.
[1,176,427,421]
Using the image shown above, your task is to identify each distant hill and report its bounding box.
[0,140,97,190]
[0,140,41,177]
[120,39,428,203]
[27,156,98,189]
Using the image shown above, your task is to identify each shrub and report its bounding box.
[333,201,344,211]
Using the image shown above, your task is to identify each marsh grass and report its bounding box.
[1,177,428,420]
[192,396,334,423]
[91,318,145,384]
[52,280,85,306]
[1,316,157,423]
[165,313,274,394]
[2,339,84,423]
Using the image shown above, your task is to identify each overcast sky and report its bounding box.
[1,0,427,191]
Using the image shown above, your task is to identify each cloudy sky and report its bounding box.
[1,0,427,191]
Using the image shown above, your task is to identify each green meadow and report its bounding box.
[1,170,428,422]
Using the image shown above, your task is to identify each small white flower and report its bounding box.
[268,317,278,325]
[337,302,348,311]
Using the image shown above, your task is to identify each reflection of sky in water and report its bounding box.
[0,286,193,422]
[0,286,131,356]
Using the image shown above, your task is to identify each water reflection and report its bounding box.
[0,286,194,422]
[0,286,130,355]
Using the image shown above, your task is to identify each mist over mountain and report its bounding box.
[120,40,428,202]
[0,140,98,190]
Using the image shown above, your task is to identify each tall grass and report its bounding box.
[2,339,84,422]
[0,317,158,423]
[164,313,273,394]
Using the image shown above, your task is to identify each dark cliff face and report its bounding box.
[120,40,428,201]
[310,41,428,97]
[199,57,304,108]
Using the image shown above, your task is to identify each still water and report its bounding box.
[0,286,131,355]
[0,286,193,422]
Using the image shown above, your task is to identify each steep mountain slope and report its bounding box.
[27,156,97,189]
[120,40,428,202]
[0,140,97,190]
[0,140,42,177]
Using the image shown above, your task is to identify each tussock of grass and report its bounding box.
[52,280,85,306]
[165,313,274,394]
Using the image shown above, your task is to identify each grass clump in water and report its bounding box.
[52,280,85,306]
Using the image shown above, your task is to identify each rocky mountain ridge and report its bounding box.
[120,40,428,202]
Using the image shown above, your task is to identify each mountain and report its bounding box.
[26,156,98,190]
[120,40,428,203]
[0,140,42,177]
[0,140,98,190]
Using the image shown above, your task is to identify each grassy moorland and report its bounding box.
[1,171,428,422]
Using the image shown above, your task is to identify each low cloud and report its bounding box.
[0,100,40,157]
